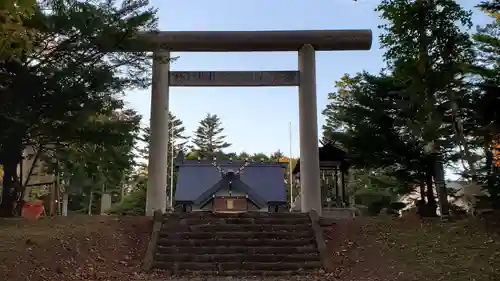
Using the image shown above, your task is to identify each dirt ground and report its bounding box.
[0,215,154,281]
[0,214,499,281]
[325,214,500,281]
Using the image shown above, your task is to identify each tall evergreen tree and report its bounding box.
[191,113,231,158]
[139,112,188,197]
[469,0,500,203]
[323,0,474,217]
[139,112,189,162]
[376,0,473,216]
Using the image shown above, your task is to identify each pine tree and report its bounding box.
[137,112,188,204]
[470,0,500,203]
[270,150,285,161]
[192,113,231,158]
[376,0,473,217]
[140,112,188,160]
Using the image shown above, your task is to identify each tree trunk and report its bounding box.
[419,178,426,202]
[62,193,68,216]
[484,139,499,201]
[416,179,427,217]
[0,148,22,217]
[49,181,55,216]
[0,161,18,217]
[425,164,437,217]
[433,153,450,219]
[88,191,93,216]
[120,185,125,203]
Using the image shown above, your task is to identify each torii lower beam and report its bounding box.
[137,30,372,216]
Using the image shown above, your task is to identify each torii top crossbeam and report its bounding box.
[123,29,372,52]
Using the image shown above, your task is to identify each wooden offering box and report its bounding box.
[213,196,248,214]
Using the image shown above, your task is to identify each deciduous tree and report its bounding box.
[0,0,157,216]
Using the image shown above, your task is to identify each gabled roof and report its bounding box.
[194,173,267,208]
[174,161,287,203]
[292,144,350,174]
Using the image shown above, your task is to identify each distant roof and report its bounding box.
[293,144,350,174]
[174,161,287,203]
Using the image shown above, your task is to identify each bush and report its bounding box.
[354,204,369,216]
[107,187,146,216]
[389,201,407,211]
[354,189,392,216]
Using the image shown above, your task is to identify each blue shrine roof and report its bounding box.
[174,160,287,203]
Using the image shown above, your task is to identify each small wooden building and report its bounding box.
[292,143,351,207]
[174,159,288,213]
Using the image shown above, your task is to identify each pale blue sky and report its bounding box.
[124,0,489,159]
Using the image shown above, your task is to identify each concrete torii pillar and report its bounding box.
[298,44,322,215]
[146,51,170,216]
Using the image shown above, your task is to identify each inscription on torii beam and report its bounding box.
[169,71,300,87]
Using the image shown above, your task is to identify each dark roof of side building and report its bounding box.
[292,144,350,174]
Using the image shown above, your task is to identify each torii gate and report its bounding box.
[126,30,372,216]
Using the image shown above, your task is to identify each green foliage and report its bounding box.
[192,113,231,158]
[106,170,147,215]
[0,0,158,215]
[139,112,189,163]
[0,0,36,61]
[469,0,500,201]
[138,111,188,196]
[322,72,427,185]
[107,188,146,216]
[355,189,393,215]
[322,0,481,217]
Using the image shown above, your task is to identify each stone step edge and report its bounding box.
[153,269,323,276]
[154,253,320,261]
[152,261,322,268]
[185,224,314,229]
[158,231,313,236]
[155,245,319,254]
[163,211,308,215]
[156,238,316,246]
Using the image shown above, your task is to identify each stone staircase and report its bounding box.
[146,212,324,276]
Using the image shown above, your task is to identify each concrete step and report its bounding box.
[158,231,313,240]
[156,245,318,255]
[154,253,320,263]
[164,212,310,219]
[165,270,318,276]
[152,261,322,271]
[171,217,310,225]
[156,238,316,247]
[187,223,312,232]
